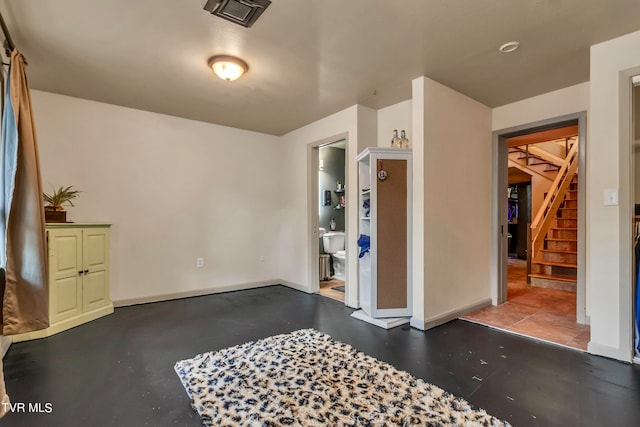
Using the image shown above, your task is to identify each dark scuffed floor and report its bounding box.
[3,285,640,426]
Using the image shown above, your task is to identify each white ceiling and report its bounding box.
[2,0,640,136]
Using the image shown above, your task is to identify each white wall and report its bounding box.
[278,105,375,307]
[377,100,412,148]
[411,78,426,327]
[492,82,589,131]
[32,90,282,304]
[412,77,493,328]
[588,30,640,361]
[491,73,640,361]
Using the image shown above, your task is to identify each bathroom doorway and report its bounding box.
[318,140,347,302]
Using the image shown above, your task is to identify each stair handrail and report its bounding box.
[530,141,578,260]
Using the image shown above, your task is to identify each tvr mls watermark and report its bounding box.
[2,402,53,413]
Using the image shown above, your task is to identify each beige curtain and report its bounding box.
[0,49,49,417]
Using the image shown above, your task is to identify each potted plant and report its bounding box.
[43,185,81,223]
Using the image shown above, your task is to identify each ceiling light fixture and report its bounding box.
[499,41,520,53]
[208,55,249,81]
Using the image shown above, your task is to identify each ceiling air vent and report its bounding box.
[203,0,271,28]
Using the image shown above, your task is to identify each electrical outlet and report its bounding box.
[260,255,265,262]
[196,257,204,268]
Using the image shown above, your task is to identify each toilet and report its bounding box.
[322,231,346,281]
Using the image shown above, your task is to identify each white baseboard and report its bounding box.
[587,341,633,363]
[351,310,410,329]
[345,298,359,309]
[410,316,426,330]
[415,298,493,331]
[278,280,313,294]
[113,279,282,307]
[113,279,320,307]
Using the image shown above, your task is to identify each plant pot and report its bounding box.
[45,210,67,223]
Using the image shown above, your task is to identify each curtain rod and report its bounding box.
[0,12,15,57]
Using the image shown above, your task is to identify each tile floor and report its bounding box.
[319,278,345,302]
[461,258,590,350]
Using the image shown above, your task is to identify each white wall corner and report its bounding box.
[421,76,493,321]
[345,297,360,309]
[409,316,426,330]
[422,298,492,330]
[411,76,427,324]
[279,280,314,294]
[587,29,640,362]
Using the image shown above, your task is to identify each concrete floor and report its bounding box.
[3,285,639,426]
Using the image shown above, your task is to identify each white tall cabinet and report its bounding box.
[354,148,412,328]
[12,223,114,342]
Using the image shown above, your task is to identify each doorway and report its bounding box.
[464,114,589,350]
[317,140,347,303]
[632,76,640,362]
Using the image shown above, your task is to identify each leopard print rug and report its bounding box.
[174,329,510,426]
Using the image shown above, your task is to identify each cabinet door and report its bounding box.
[48,229,83,323]
[373,158,410,317]
[82,228,110,312]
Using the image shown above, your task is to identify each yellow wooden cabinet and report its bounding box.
[12,223,114,342]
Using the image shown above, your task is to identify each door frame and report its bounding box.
[620,70,640,361]
[492,111,587,324]
[307,133,349,297]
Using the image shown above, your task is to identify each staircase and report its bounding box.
[507,137,579,292]
[529,177,578,291]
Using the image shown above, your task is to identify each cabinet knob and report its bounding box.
[78,270,83,276]
[83,269,89,275]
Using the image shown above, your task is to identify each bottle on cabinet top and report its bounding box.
[400,130,409,148]
[391,129,402,148]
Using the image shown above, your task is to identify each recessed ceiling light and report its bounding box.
[499,41,520,53]
[208,55,249,81]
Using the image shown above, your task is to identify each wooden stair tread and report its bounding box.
[559,207,577,211]
[533,260,577,268]
[529,160,553,165]
[545,237,577,242]
[529,273,577,282]
[551,227,577,230]
[540,249,577,254]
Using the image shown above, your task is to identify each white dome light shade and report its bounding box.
[208,55,248,81]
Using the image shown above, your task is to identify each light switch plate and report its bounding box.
[603,188,619,206]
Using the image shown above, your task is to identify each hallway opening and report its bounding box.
[464,118,589,350]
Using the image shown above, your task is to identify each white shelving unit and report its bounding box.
[353,148,412,328]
